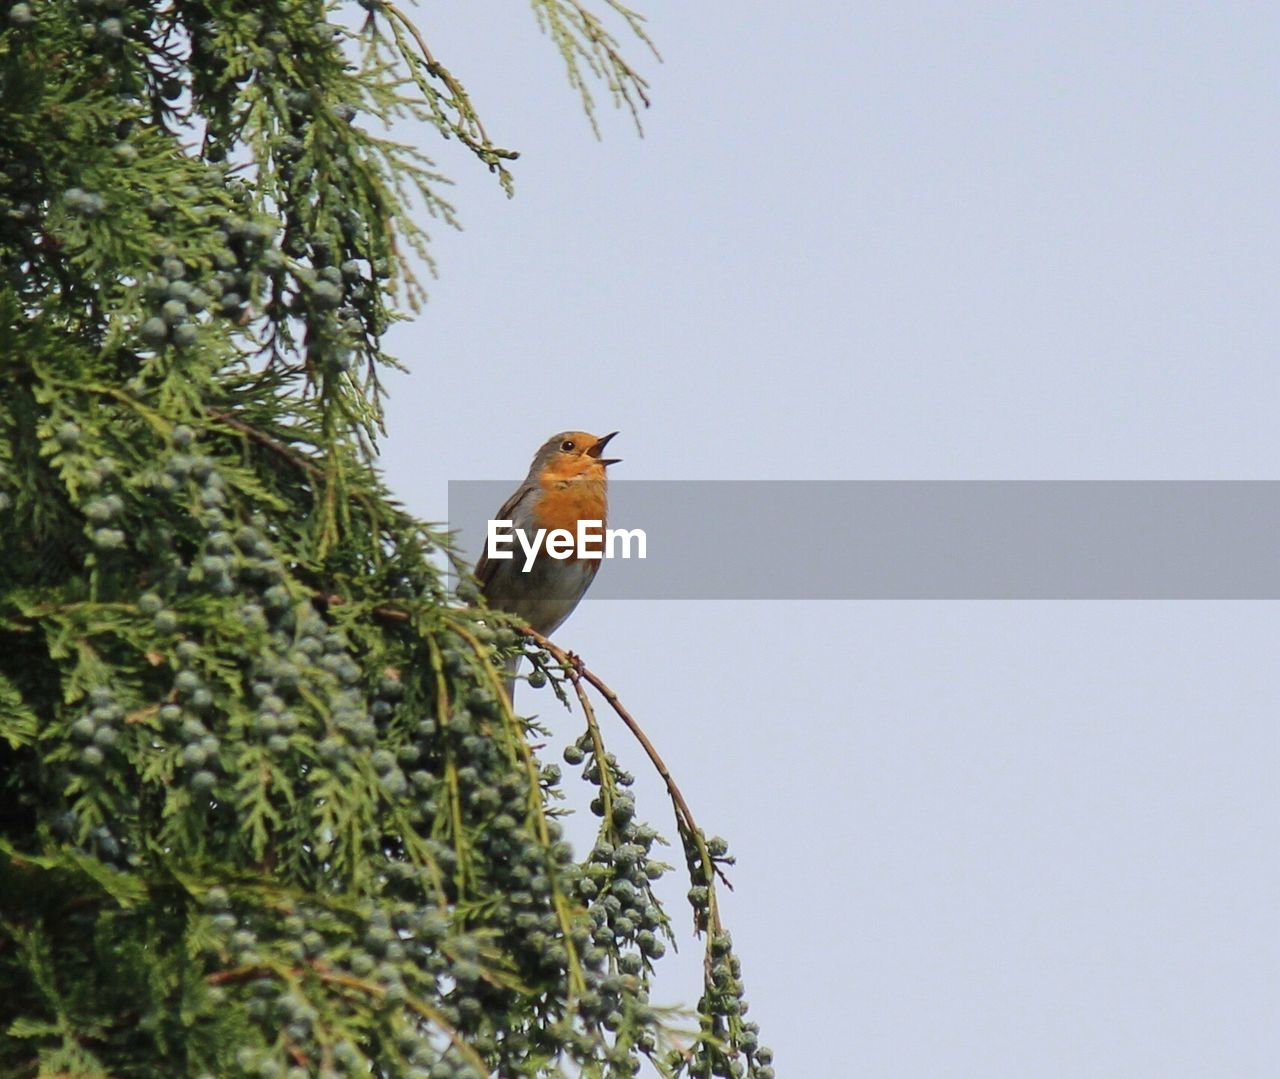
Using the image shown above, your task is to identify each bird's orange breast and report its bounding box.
[532,481,608,536]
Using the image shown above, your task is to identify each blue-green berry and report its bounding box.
[93,528,126,549]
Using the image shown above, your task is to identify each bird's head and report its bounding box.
[527,430,621,485]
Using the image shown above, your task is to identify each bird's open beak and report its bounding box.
[588,431,621,466]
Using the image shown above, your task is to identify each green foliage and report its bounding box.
[0,1,770,1077]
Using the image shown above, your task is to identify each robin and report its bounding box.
[475,431,620,700]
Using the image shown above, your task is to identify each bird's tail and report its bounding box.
[501,654,520,711]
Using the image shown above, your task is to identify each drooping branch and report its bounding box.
[518,627,731,933]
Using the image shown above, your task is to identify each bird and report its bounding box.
[475,431,620,702]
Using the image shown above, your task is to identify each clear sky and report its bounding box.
[375,4,1280,1075]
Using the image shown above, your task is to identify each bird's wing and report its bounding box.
[474,483,537,593]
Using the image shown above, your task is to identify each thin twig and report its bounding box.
[519,628,731,929]
[380,3,518,164]
[207,408,321,477]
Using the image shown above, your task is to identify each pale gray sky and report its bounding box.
[377,4,1280,1075]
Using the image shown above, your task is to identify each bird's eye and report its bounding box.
[560,439,575,452]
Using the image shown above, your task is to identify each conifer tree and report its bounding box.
[0,2,772,1076]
